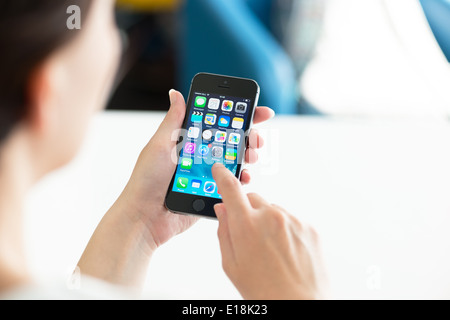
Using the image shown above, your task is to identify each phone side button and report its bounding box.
[192,199,206,212]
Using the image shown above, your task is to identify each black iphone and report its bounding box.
[165,73,260,218]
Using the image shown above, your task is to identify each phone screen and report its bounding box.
[171,92,253,199]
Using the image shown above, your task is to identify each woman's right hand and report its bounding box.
[212,163,328,300]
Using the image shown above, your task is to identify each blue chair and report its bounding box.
[420,0,450,61]
[177,0,298,114]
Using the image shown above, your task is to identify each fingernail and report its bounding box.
[169,89,177,105]
[269,108,276,118]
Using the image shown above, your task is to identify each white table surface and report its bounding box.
[24,111,450,300]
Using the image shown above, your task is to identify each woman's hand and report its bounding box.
[120,90,274,249]
[78,90,274,288]
[212,163,328,300]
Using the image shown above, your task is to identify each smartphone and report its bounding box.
[165,73,260,218]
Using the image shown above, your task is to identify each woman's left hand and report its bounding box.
[78,90,274,288]
[120,90,274,250]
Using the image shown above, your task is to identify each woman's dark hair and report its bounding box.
[0,0,93,143]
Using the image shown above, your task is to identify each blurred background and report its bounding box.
[109,0,450,117]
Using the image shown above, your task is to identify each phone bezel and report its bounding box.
[165,73,260,218]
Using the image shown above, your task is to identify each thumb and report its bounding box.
[155,89,186,140]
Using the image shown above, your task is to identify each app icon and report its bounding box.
[176,177,189,189]
[180,158,193,169]
[198,144,210,156]
[215,131,227,143]
[212,146,223,158]
[218,116,230,127]
[191,111,203,122]
[204,113,217,125]
[204,181,216,193]
[202,129,213,141]
[184,142,196,154]
[195,96,207,108]
[232,117,244,129]
[187,127,200,139]
[191,179,202,189]
[222,100,234,112]
[208,98,220,110]
[225,149,237,161]
[235,102,247,113]
[228,133,241,145]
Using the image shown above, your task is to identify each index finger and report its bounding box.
[253,107,275,125]
[212,163,252,217]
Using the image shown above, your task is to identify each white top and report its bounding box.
[0,277,132,300]
[301,0,450,117]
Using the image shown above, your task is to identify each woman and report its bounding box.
[0,0,326,299]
